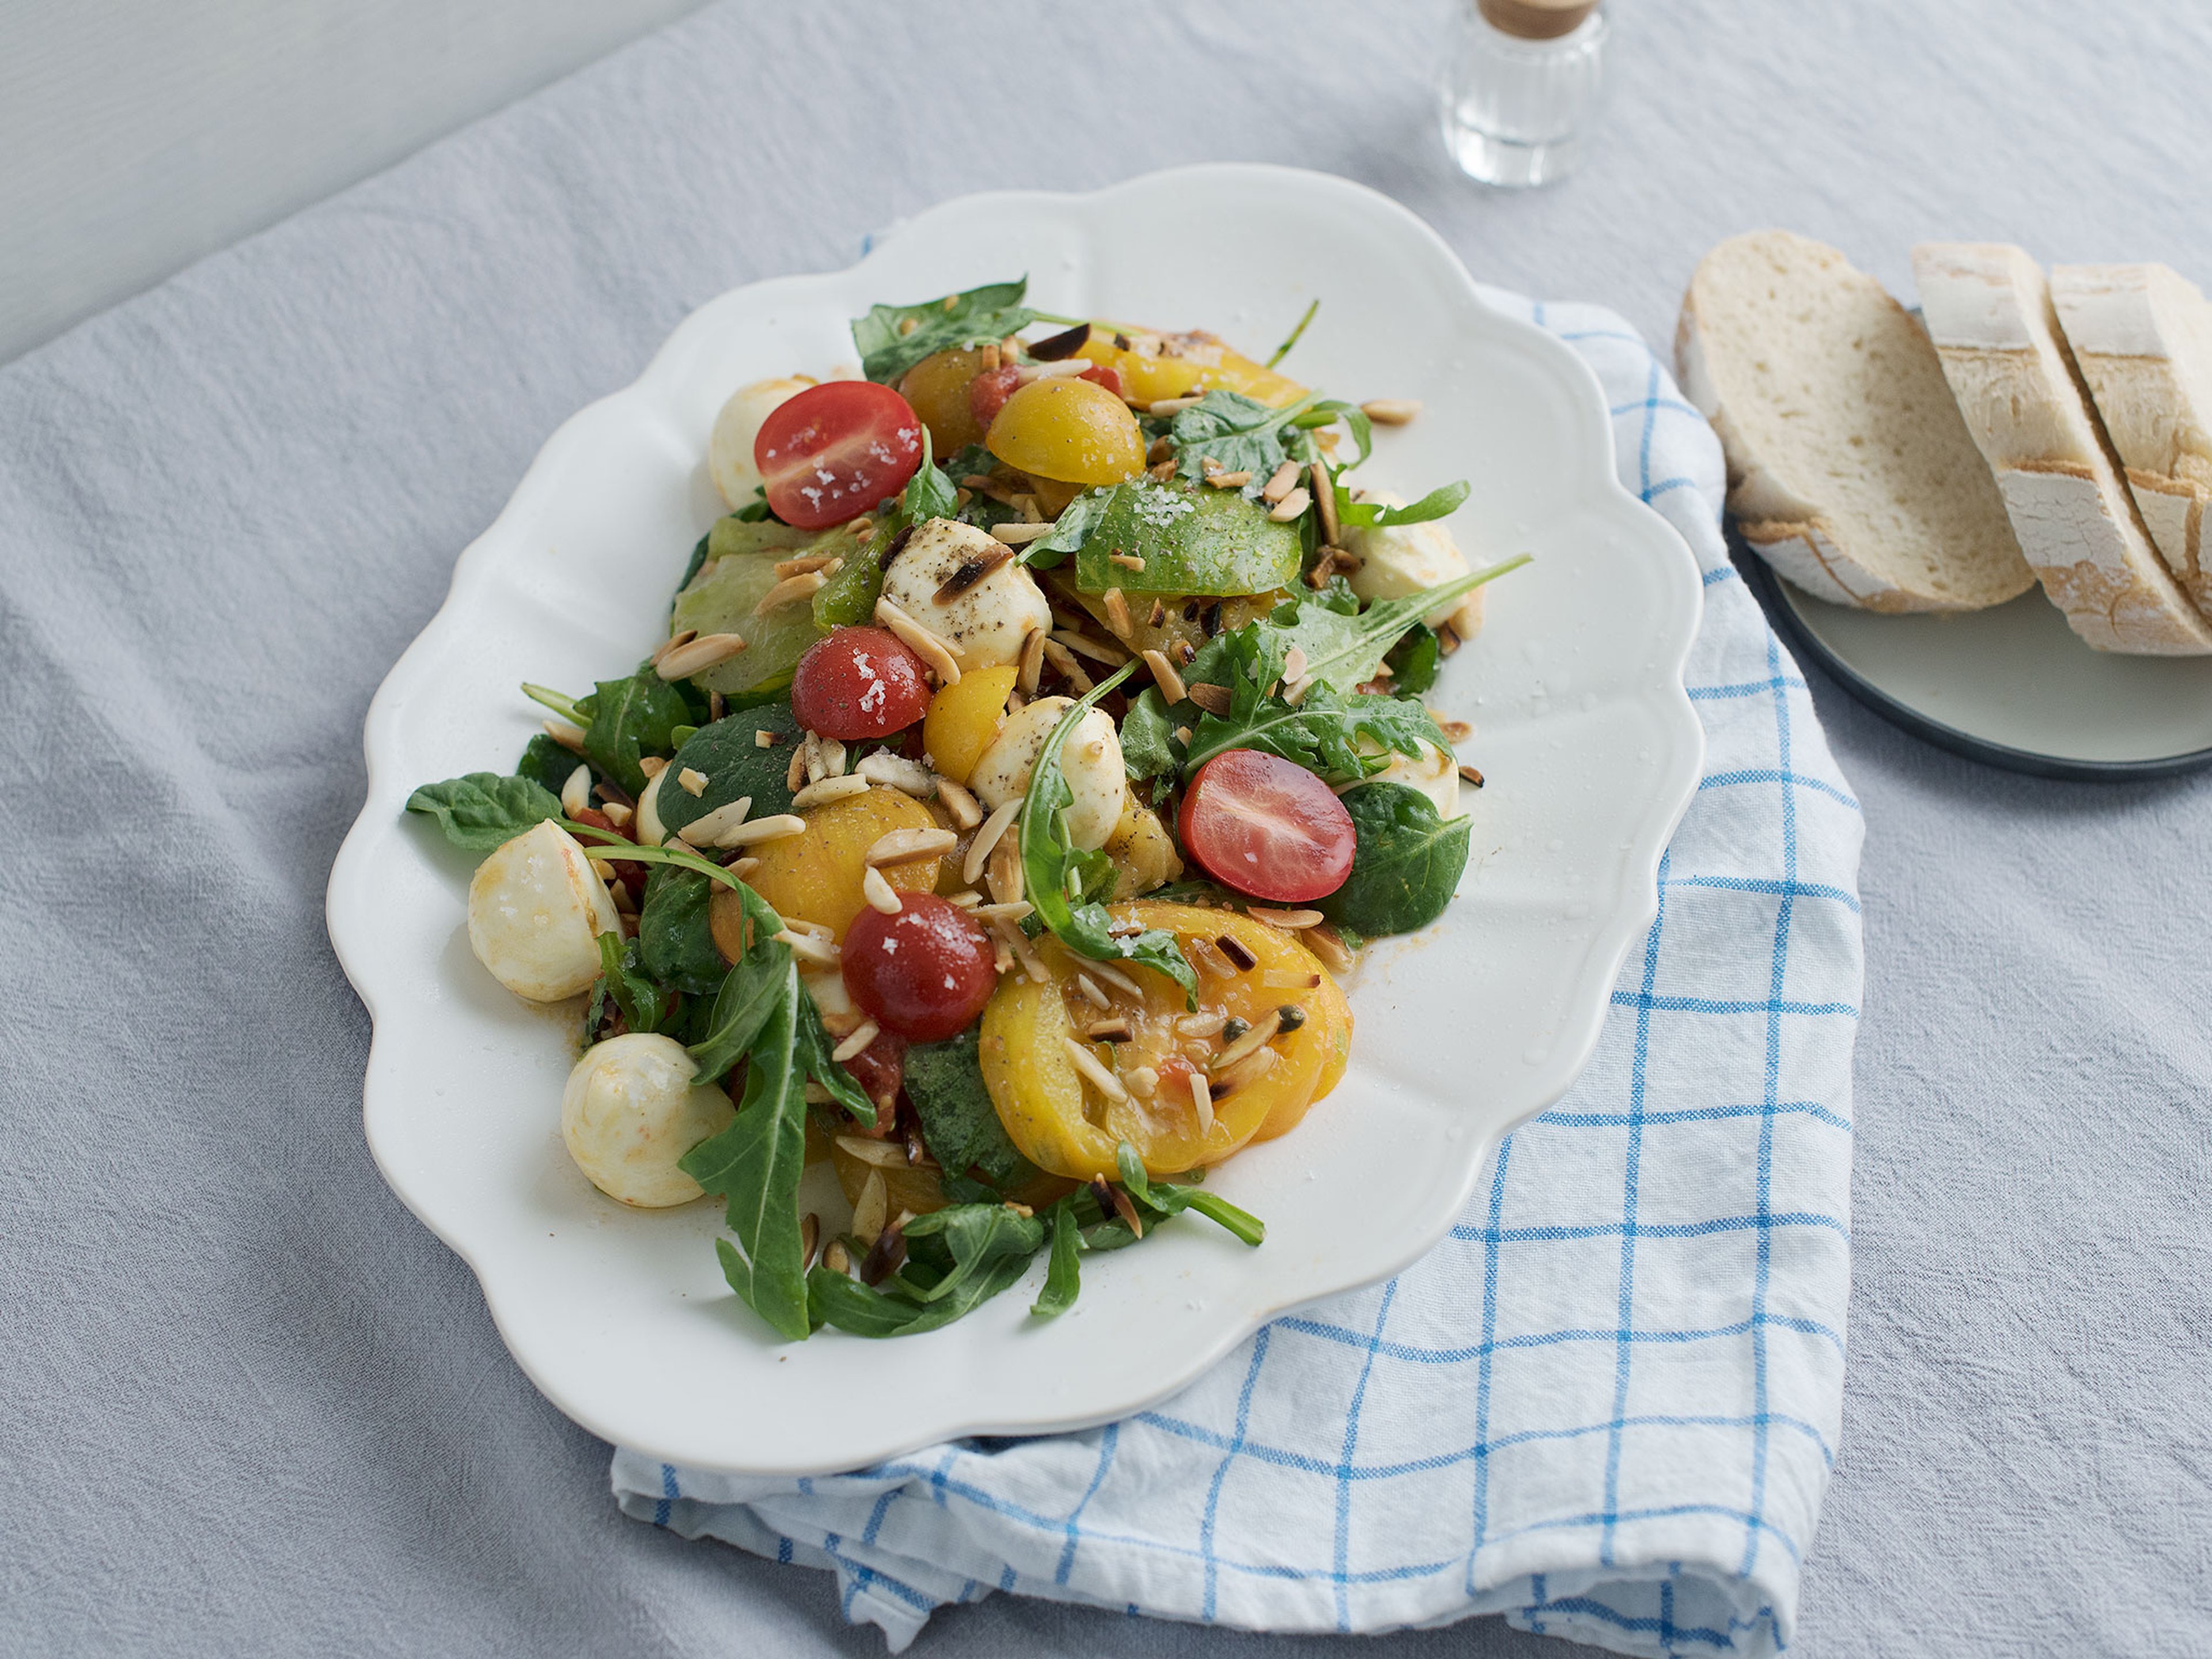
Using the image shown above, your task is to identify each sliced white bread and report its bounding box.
[2050,263,2212,618]
[1676,230,2032,612]
[1912,243,2212,654]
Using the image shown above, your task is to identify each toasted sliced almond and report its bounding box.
[785,743,809,791]
[1140,648,1187,706]
[1213,1043,1281,1094]
[1205,469,1251,488]
[916,777,977,833]
[676,794,753,847]
[1084,1016,1134,1041]
[862,865,903,915]
[649,627,698,667]
[754,570,830,617]
[800,1213,821,1272]
[1249,907,1324,929]
[963,799,1023,885]
[589,858,618,883]
[728,855,761,881]
[559,764,592,817]
[1177,1013,1231,1040]
[874,597,962,685]
[1014,357,1092,383]
[1041,638,1094,694]
[1086,959,1142,999]
[1360,399,1421,425]
[1052,628,1128,666]
[722,813,806,846]
[990,521,1056,545]
[773,552,842,579]
[1108,552,1146,571]
[1216,934,1259,972]
[1147,395,1203,415]
[972,899,1032,923]
[1074,972,1111,1010]
[1305,923,1356,972]
[601,801,634,828]
[866,825,957,866]
[1188,937,1239,979]
[1016,626,1047,696]
[823,1238,851,1274]
[856,751,936,798]
[656,632,748,679]
[994,914,1047,982]
[637,755,668,779]
[1147,458,1178,482]
[1185,683,1232,717]
[677,767,709,797]
[1190,1071,1215,1134]
[791,774,872,811]
[1101,587,1133,640]
[1310,460,1339,544]
[1062,1036,1131,1103]
[543,719,589,756]
[754,728,779,749]
[1261,460,1301,503]
[1268,486,1311,523]
[853,1169,888,1245]
[1263,968,1323,990]
[775,927,840,968]
[986,834,1027,908]
[831,1022,882,1066]
[1459,762,1486,789]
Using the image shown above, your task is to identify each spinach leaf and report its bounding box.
[1319,782,1471,938]
[1019,664,1197,1004]
[1334,479,1469,529]
[679,980,812,1341]
[654,703,804,843]
[851,278,1037,385]
[1167,391,1319,479]
[1118,687,1180,781]
[677,531,713,597]
[515,733,582,797]
[637,868,726,997]
[903,1028,1042,1201]
[593,931,669,1035]
[405,772,561,852]
[1031,1199,1081,1318]
[1115,1143,1266,1246]
[1018,486,1113,569]
[1385,624,1442,696]
[581,668,692,796]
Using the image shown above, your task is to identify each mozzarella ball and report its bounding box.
[1343,489,1483,635]
[969,695,1126,850]
[880,517,1052,670]
[467,820,623,1001]
[708,376,812,510]
[1357,737,1462,819]
[561,1034,736,1207]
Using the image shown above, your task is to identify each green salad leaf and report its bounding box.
[593,930,669,1035]
[806,1202,1047,1337]
[576,668,692,796]
[903,1028,1043,1202]
[852,278,1036,385]
[1179,617,1447,783]
[1118,687,1180,781]
[1115,1143,1266,1246]
[1031,1199,1082,1319]
[1166,390,1319,480]
[679,980,813,1341]
[1334,478,1470,529]
[515,733,582,797]
[1018,485,1113,567]
[404,772,560,852]
[654,703,805,842]
[1385,624,1442,696]
[637,868,726,997]
[1318,782,1472,938]
[1018,664,1197,1005]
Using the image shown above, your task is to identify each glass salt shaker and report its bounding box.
[1440,0,1611,188]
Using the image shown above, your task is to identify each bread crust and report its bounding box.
[1914,244,2212,654]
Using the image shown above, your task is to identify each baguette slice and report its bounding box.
[1677,230,2032,612]
[1912,243,2212,654]
[2051,263,2212,618]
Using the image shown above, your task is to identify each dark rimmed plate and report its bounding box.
[1740,542,2212,781]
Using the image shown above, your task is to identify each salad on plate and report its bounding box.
[406,278,1525,1340]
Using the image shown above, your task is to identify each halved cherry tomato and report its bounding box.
[1080,363,1125,399]
[1177,750,1355,903]
[967,365,1023,432]
[755,381,922,529]
[791,626,931,740]
[842,892,998,1041]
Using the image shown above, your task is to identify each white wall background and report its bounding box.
[0,0,707,365]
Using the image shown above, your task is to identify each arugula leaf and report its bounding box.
[1018,485,1114,569]
[1115,1142,1266,1246]
[851,279,1037,385]
[1318,782,1472,938]
[405,772,561,851]
[1385,624,1442,696]
[903,1028,1043,1201]
[1267,297,1319,369]
[1180,619,1447,782]
[593,930,668,1035]
[794,986,875,1124]
[901,1205,1047,1305]
[805,1201,1047,1336]
[581,668,692,796]
[679,980,812,1340]
[1295,399,1372,470]
[1018,664,1197,1005]
[1118,687,1180,781]
[637,868,726,997]
[515,733,582,797]
[806,1248,1036,1338]
[1334,479,1470,529]
[1031,1199,1081,1317]
[677,531,713,598]
[685,882,792,1084]
[1167,390,1319,479]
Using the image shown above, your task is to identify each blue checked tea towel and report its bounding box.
[612,291,1863,1658]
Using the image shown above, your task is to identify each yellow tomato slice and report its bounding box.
[921,664,1017,785]
[978,902,1349,1179]
[1077,325,1309,409]
[1252,963,1351,1142]
[719,789,943,944]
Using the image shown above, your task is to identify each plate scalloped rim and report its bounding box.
[327,163,1704,1476]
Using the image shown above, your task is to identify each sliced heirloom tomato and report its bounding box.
[978,902,1350,1180]
[1177,749,1355,903]
[755,380,923,529]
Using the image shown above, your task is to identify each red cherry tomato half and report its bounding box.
[967,365,1023,433]
[1176,749,1355,903]
[842,893,999,1043]
[1080,363,1125,399]
[755,381,923,529]
[791,626,931,741]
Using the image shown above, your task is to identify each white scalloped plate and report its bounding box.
[326,164,1703,1476]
